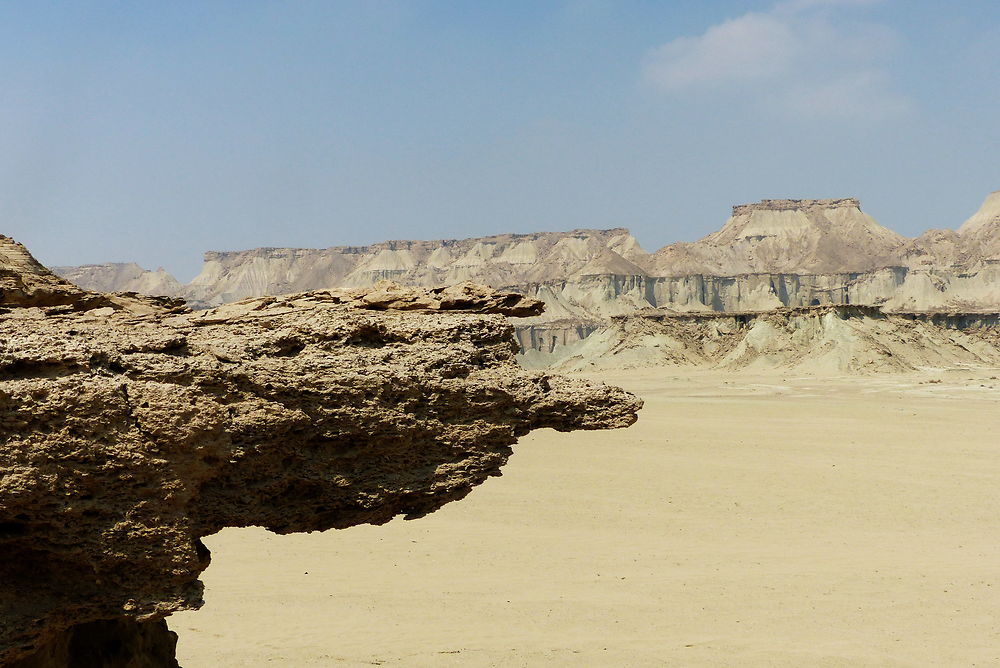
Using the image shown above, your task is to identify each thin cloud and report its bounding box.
[645,13,797,90]
[643,0,910,120]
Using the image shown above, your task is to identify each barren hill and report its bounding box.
[51,190,1000,319]
[900,191,1000,268]
[649,198,906,275]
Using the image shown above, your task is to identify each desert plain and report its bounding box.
[171,366,1000,667]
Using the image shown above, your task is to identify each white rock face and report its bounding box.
[516,307,1000,374]
[179,229,648,308]
[52,191,1000,319]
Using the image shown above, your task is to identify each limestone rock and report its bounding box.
[0,241,641,666]
[0,235,99,308]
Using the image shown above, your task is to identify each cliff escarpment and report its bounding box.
[179,228,647,309]
[0,237,641,666]
[53,191,1000,319]
[516,305,1000,374]
[49,191,1000,371]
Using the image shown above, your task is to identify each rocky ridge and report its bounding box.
[180,228,648,308]
[50,191,1000,368]
[0,238,641,666]
[53,191,1000,318]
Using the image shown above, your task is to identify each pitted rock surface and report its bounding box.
[0,251,640,666]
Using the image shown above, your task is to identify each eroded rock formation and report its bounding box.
[517,305,1000,374]
[0,241,641,666]
[178,228,647,308]
[49,191,1000,368]
[649,198,906,276]
[54,190,1000,319]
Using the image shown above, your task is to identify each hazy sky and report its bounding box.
[2,1,997,280]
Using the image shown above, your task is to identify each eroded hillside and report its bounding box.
[53,191,1000,317]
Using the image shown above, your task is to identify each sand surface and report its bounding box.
[172,367,1000,666]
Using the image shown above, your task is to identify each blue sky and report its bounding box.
[1,0,997,280]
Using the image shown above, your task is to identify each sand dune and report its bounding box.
[172,367,1000,667]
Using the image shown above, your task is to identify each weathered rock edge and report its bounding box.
[0,258,641,665]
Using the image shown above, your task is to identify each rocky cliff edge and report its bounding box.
[0,238,641,666]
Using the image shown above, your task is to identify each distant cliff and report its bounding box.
[51,262,184,298]
[177,228,647,308]
[52,191,1000,317]
[649,197,906,276]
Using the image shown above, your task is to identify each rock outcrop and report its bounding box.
[0,240,641,666]
[0,235,111,309]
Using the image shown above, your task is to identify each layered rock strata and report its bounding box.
[54,191,1000,318]
[516,305,1000,373]
[0,246,641,666]
[179,228,647,308]
[648,198,906,275]
[49,192,1000,368]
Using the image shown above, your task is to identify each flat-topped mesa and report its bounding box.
[731,198,861,216]
[650,196,904,276]
[182,228,648,308]
[0,241,641,666]
[200,228,638,262]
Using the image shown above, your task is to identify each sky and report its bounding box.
[1,1,998,281]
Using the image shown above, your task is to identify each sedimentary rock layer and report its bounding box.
[53,191,1000,317]
[0,253,641,665]
[649,197,906,275]
[511,263,1000,319]
[516,305,1000,373]
[178,228,647,308]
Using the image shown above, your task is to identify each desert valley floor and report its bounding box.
[171,367,1000,667]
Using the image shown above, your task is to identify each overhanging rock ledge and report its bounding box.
[0,237,641,667]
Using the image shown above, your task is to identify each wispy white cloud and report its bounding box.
[646,13,796,89]
[643,0,911,120]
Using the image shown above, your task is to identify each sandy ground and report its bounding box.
[172,367,1000,667]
